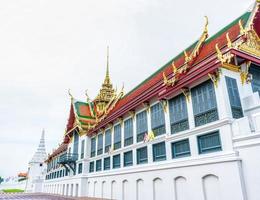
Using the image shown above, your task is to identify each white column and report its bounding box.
[111,125,114,150]
[132,115,137,144]
[121,121,124,147]
[146,108,153,163]
[147,108,152,133]
[132,115,137,165]
[164,101,171,134]
[215,71,233,119]
[186,96,195,129]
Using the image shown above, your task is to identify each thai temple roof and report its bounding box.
[30,130,47,164]
[46,2,259,160]
[88,10,255,135]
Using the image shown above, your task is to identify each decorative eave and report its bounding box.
[45,143,68,163]
[88,86,124,136]
[88,9,254,136]
[163,16,209,87]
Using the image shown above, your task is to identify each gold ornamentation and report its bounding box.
[184,16,209,64]
[239,28,260,57]
[85,90,91,103]
[129,111,135,118]
[95,46,116,115]
[68,89,74,100]
[160,99,168,112]
[184,51,190,63]
[240,61,252,85]
[181,87,190,103]
[142,102,150,113]
[221,63,240,72]
[208,70,221,87]
[215,43,234,64]
[118,117,123,125]
[226,33,232,48]
[163,61,180,87]
[162,16,209,87]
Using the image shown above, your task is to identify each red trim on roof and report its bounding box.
[88,22,243,136]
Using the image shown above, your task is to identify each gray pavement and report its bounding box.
[0,193,105,200]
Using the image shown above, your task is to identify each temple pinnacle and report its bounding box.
[104,46,111,84]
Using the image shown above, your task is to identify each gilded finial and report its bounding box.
[226,33,232,48]
[106,46,109,79]
[215,43,223,61]
[163,72,168,86]
[204,16,209,34]
[184,51,190,62]
[68,89,74,100]
[171,61,177,74]
[239,20,246,35]
[121,82,124,94]
[85,89,91,102]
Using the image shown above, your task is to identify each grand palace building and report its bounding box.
[43,2,260,200]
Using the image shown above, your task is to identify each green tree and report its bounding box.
[0,176,4,184]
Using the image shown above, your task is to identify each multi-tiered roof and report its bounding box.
[47,1,260,159]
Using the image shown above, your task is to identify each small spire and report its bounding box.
[106,46,109,78]
[30,129,47,164]
[104,46,111,85]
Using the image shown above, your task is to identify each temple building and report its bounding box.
[43,1,260,200]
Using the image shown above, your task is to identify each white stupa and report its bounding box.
[25,129,47,193]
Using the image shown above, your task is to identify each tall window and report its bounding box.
[89,161,94,173]
[153,142,166,162]
[78,163,82,174]
[171,139,190,158]
[124,151,133,167]
[250,64,260,94]
[105,129,111,153]
[90,138,96,157]
[169,94,189,134]
[73,131,79,156]
[124,118,133,146]
[137,146,148,164]
[225,77,243,118]
[80,140,85,159]
[96,159,102,171]
[114,124,121,150]
[191,80,218,127]
[151,103,166,136]
[113,154,120,169]
[97,133,103,155]
[136,110,148,142]
[104,157,110,170]
[198,131,222,154]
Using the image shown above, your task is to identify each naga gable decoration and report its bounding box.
[163,16,209,87]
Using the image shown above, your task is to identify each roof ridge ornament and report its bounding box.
[85,89,91,103]
[184,16,209,64]
[162,16,209,87]
[68,89,74,101]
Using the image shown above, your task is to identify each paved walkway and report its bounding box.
[0,193,105,200]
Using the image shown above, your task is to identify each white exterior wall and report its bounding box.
[43,66,260,199]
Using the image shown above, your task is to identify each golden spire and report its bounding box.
[94,46,116,114]
[104,46,111,85]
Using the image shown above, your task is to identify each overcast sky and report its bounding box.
[0,0,253,178]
